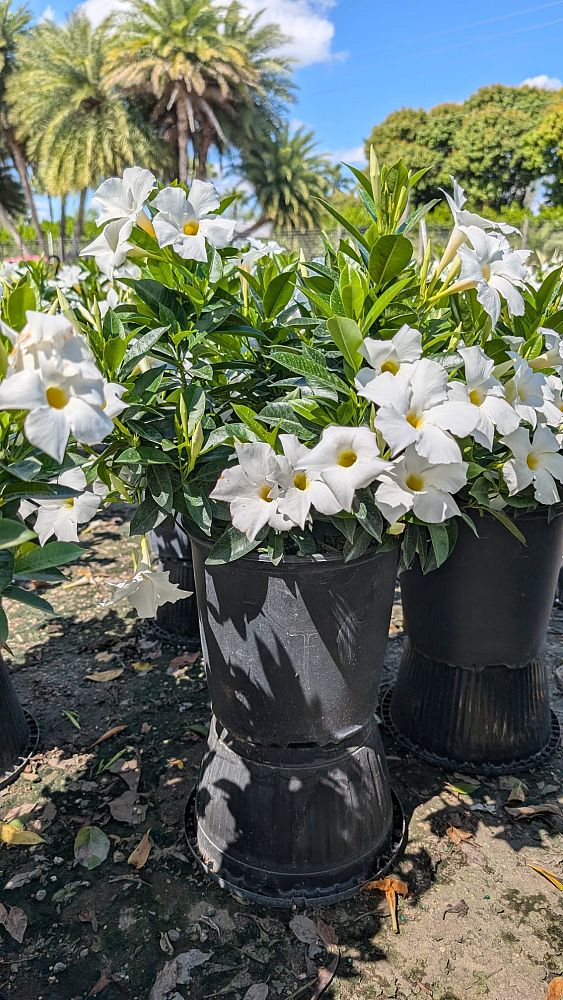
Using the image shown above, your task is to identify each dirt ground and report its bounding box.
[0,508,561,1000]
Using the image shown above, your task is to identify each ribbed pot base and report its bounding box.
[0,710,40,792]
[382,641,561,775]
[185,715,406,908]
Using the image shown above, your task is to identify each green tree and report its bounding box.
[8,13,164,251]
[240,125,332,231]
[0,0,44,250]
[365,85,556,210]
[523,94,563,207]
[107,0,291,183]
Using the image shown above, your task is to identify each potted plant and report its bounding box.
[148,518,200,647]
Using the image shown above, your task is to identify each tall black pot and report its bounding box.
[0,655,39,790]
[148,518,200,649]
[388,510,563,774]
[187,539,405,906]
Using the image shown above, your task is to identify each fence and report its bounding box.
[2,220,563,264]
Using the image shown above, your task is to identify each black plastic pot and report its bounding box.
[187,539,404,906]
[148,518,200,649]
[388,510,563,774]
[0,655,39,790]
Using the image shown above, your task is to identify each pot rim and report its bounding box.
[189,532,398,569]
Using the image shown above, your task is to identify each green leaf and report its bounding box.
[488,508,526,545]
[326,316,363,371]
[344,524,372,562]
[368,234,413,287]
[206,526,265,565]
[428,523,453,569]
[315,196,369,249]
[0,551,13,591]
[535,265,562,315]
[0,604,7,645]
[3,585,54,614]
[232,404,275,444]
[129,496,162,535]
[270,350,349,395]
[353,489,384,541]
[147,464,173,512]
[122,327,168,370]
[361,274,414,332]
[74,826,110,870]
[5,282,36,331]
[266,531,284,566]
[14,541,83,575]
[263,271,296,319]
[104,335,127,374]
[0,518,35,550]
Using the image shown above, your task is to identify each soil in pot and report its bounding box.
[388,509,563,773]
[187,538,405,906]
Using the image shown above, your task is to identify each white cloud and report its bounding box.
[329,145,365,165]
[81,0,342,66]
[40,4,56,19]
[520,73,562,91]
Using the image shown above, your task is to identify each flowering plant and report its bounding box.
[49,157,563,577]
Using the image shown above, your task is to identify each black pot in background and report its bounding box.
[0,655,39,790]
[389,510,563,774]
[188,539,404,906]
[148,518,200,650]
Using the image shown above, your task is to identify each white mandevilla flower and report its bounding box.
[437,179,519,273]
[99,287,120,319]
[104,563,191,619]
[540,375,563,429]
[210,442,294,541]
[274,434,342,529]
[374,446,467,524]
[103,381,128,418]
[22,468,102,545]
[80,220,134,280]
[454,227,530,327]
[91,166,156,234]
[528,328,563,373]
[241,239,285,270]
[448,346,519,449]
[502,425,563,504]
[301,425,389,512]
[53,264,87,291]
[152,181,236,261]
[2,311,95,374]
[505,357,551,428]
[372,358,477,464]
[0,358,113,463]
[356,324,422,401]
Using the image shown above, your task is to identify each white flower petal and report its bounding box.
[187,179,221,218]
[24,407,69,463]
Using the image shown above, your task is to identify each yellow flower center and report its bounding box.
[64,498,75,508]
[338,449,357,468]
[183,220,199,237]
[46,386,69,409]
[406,410,424,429]
[527,453,539,470]
[405,472,425,492]
[293,472,308,490]
[469,387,485,406]
[381,359,400,375]
[259,484,273,502]
[481,263,491,281]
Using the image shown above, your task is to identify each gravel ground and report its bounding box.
[0,509,561,1000]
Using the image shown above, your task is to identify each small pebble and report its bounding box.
[113,851,125,863]
[53,857,64,866]
[168,929,180,942]
[80,949,89,959]
[36,890,47,901]
[53,963,67,974]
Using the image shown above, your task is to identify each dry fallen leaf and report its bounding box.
[527,862,563,891]
[446,826,473,845]
[132,661,153,672]
[84,668,124,683]
[128,830,152,869]
[546,976,563,1000]
[87,970,114,997]
[289,914,319,945]
[443,899,469,919]
[108,757,140,792]
[28,801,57,835]
[505,804,563,827]
[90,725,127,748]
[169,652,199,669]
[1,803,38,823]
[141,722,152,734]
[109,790,148,826]
[74,826,110,869]
[243,985,269,1000]
[0,822,44,846]
[310,951,339,1000]
[168,758,185,770]
[0,902,28,943]
[363,877,409,934]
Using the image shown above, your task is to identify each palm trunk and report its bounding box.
[71,189,87,257]
[60,195,67,262]
[6,129,45,253]
[0,202,27,254]
[176,95,189,184]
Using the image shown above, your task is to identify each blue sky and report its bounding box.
[25,0,563,172]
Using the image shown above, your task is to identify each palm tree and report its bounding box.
[8,13,165,252]
[241,126,332,232]
[107,0,292,182]
[0,0,44,251]
[0,145,25,248]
